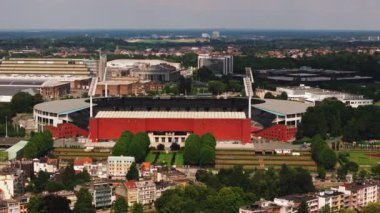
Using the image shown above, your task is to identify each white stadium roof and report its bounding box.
[34,98,91,115]
[95,111,247,119]
[253,99,312,116]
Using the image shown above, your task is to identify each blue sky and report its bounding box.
[1,0,379,30]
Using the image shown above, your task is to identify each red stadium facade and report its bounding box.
[89,117,252,143]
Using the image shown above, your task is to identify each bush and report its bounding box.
[157,144,165,151]
[170,143,180,151]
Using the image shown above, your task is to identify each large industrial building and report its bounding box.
[198,54,234,75]
[276,85,373,108]
[256,66,373,83]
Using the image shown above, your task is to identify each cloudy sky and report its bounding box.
[0,0,379,30]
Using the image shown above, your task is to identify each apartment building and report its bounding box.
[332,182,378,210]
[107,156,135,180]
[317,190,345,213]
[75,181,113,208]
[135,180,156,205]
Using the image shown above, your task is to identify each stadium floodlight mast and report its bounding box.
[88,77,98,118]
[244,67,254,119]
[5,116,8,138]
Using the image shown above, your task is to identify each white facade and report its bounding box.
[136,180,156,205]
[0,174,14,200]
[33,159,59,174]
[107,156,135,180]
[277,85,373,108]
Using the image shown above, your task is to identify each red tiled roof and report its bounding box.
[74,157,93,166]
[124,181,137,189]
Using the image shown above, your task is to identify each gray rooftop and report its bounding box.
[34,98,91,115]
[253,99,312,116]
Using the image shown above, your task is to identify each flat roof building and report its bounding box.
[198,54,233,75]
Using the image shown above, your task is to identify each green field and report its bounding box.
[157,153,174,165]
[375,101,380,107]
[145,151,184,166]
[175,152,184,166]
[145,152,157,163]
[347,151,378,167]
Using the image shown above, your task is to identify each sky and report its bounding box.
[0,0,379,30]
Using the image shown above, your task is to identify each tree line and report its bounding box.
[297,99,380,142]
[111,131,150,163]
[0,92,43,137]
[155,165,314,213]
[183,133,216,166]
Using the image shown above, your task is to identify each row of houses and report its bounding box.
[240,181,380,213]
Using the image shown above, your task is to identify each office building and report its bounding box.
[198,54,233,75]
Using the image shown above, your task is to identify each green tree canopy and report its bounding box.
[74,188,96,213]
[126,162,139,181]
[113,197,128,213]
[184,134,202,165]
[208,80,226,95]
[297,199,309,213]
[112,131,134,156]
[362,203,380,213]
[199,146,215,166]
[27,196,47,213]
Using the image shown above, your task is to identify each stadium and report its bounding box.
[33,95,311,146]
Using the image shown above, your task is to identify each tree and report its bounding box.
[317,166,326,179]
[112,131,134,156]
[44,195,71,213]
[27,196,47,213]
[183,134,202,165]
[297,199,309,213]
[199,146,215,166]
[170,142,180,151]
[30,171,50,193]
[128,138,146,163]
[131,203,143,213]
[113,197,128,213]
[11,92,43,113]
[23,131,54,159]
[278,92,288,100]
[134,132,150,152]
[74,188,96,213]
[201,133,216,148]
[178,76,192,95]
[320,148,338,170]
[157,143,165,151]
[371,165,380,179]
[208,80,226,95]
[345,161,359,173]
[126,162,139,181]
[196,66,216,82]
[264,92,276,99]
[362,203,380,213]
[359,169,368,180]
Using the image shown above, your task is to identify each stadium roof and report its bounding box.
[95,111,247,119]
[34,98,91,115]
[252,99,312,116]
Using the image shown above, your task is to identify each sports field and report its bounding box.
[347,151,379,167]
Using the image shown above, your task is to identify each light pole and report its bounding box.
[5,116,8,138]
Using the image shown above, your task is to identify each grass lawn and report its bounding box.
[347,151,378,167]
[145,152,157,163]
[175,152,184,166]
[157,153,174,166]
[375,101,380,107]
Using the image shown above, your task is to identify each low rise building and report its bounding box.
[276,85,373,108]
[0,173,14,200]
[107,156,135,180]
[239,200,282,213]
[332,182,378,210]
[74,158,107,179]
[116,180,157,206]
[317,190,344,213]
[75,181,113,208]
[33,158,59,174]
